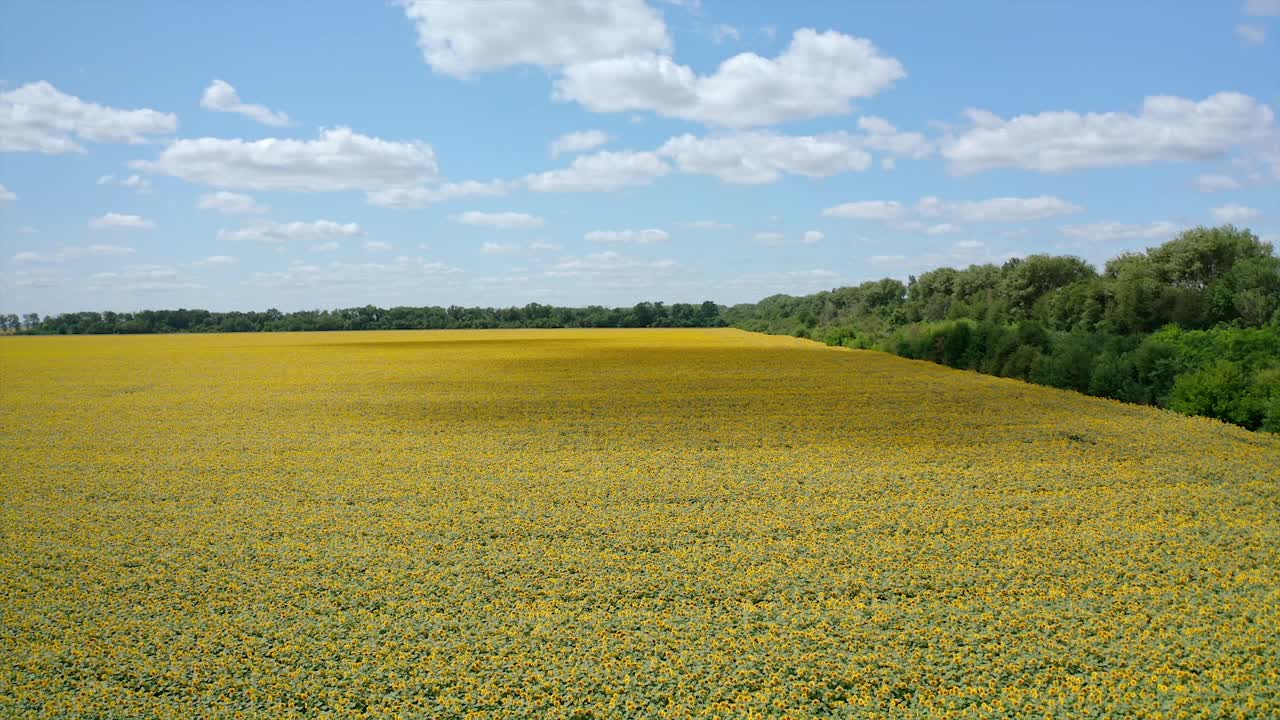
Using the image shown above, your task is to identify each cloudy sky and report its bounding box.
[2,1,1278,314]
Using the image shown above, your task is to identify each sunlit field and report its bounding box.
[2,329,1278,719]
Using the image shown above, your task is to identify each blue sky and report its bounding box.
[2,0,1278,314]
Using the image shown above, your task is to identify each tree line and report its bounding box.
[723,225,1280,432]
[7,225,1278,432]
[7,301,724,335]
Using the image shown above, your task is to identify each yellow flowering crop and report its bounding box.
[1,329,1277,719]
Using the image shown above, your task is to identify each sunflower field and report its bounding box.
[2,329,1277,718]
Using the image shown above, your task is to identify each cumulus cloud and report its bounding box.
[11,244,136,264]
[218,220,363,243]
[555,29,904,127]
[545,251,677,289]
[90,213,155,230]
[942,92,1276,174]
[192,255,238,266]
[199,80,291,126]
[1212,204,1261,223]
[453,211,545,229]
[365,179,511,209]
[89,265,203,292]
[753,231,786,245]
[942,196,1082,223]
[249,257,464,294]
[711,24,740,44]
[309,241,340,253]
[822,200,906,221]
[1060,221,1181,242]
[363,240,393,252]
[658,132,871,184]
[135,127,438,191]
[197,191,268,214]
[802,230,824,244]
[400,0,671,77]
[0,81,176,154]
[720,268,839,292]
[1236,24,1267,45]
[482,241,562,255]
[825,195,1081,229]
[0,184,14,205]
[96,173,153,193]
[524,150,669,192]
[684,219,732,230]
[1245,0,1280,16]
[550,129,610,158]
[857,116,932,159]
[585,228,670,244]
[1193,174,1242,192]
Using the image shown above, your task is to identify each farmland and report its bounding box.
[2,328,1278,718]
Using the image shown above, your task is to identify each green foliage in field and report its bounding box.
[725,226,1280,431]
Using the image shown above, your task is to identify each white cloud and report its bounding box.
[556,29,904,127]
[11,244,136,264]
[549,129,610,158]
[363,240,393,252]
[585,228,670,244]
[197,191,268,215]
[309,241,340,253]
[90,212,155,230]
[658,132,871,184]
[199,80,291,126]
[247,256,463,293]
[867,254,906,265]
[400,0,670,77]
[720,268,838,292]
[454,211,545,229]
[711,24,740,44]
[524,150,669,192]
[1193,174,1242,192]
[97,173,153,193]
[822,200,905,221]
[943,196,1082,223]
[192,255,238,266]
[753,231,786,245]
[6,268,60,288]
[684,219,732,230]
[218,219,363,243]
[545,251,677,289]
[365,179,511,208]
[481,242,522,255]
[482,241,562,255]
[1212,204,1261,223]
[942,92,1276,174]
[802,230,824,244]
[826,195,1080,226]
[1060,221,1181,242]
[857,116,932,159]
[0,184,14,205]
[136,127,438,191]
[1245,0,1280,16]
[1236,24,1267,45]
[89,265,202,292]
[0,81,176,154]
[954,240,984,249]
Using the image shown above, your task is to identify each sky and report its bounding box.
[1,0,1278,315]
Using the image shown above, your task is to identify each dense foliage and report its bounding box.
[4,330,1277,718]
[724,226,1280,431]
[5,300,724,334]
